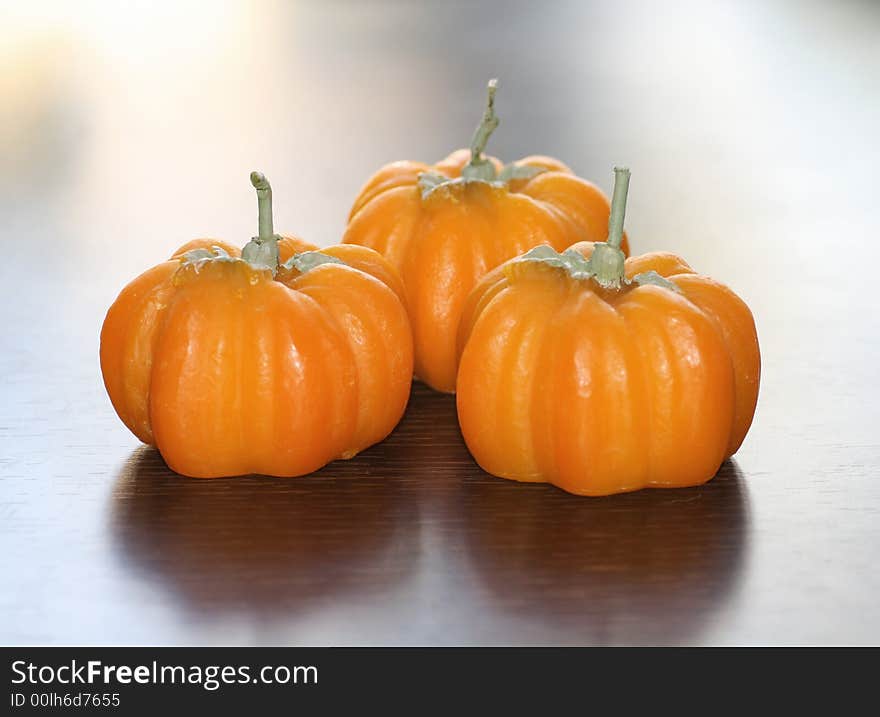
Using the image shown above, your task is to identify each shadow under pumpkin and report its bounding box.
[110,383,748,642]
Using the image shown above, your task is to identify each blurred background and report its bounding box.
[1,0,878,645]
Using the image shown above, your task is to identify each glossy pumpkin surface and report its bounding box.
[100,174,413,478]
[456,169,759,496]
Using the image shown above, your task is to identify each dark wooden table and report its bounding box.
[2,0,878,645]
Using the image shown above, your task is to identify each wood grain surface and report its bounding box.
[1,0,878,645]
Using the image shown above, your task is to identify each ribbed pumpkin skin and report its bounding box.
[343,150,628,393]
[276,236,407,305]
[100,243,413,478]
[456,242,760,496]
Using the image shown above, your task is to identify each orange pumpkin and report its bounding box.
[344,79,628,393]
[100,173,413,478]
[457,168,760,496]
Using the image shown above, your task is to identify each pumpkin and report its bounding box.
[343,79,628,393]
[100,172,413,478]
[456,167,760,496]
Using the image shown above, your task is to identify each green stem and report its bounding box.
[606,166,630,250]
[588,167,630,289]
[461,79,500,181]
[241,171,280,271]
[469,78,499,164]
[251,171,274,241]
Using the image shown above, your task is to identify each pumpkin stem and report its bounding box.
[461,78,500,181]
[241,171,281,271]
[588,167,630,289]
[251,171,274,241]
[606,167,630,251]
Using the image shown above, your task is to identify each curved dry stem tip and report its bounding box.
[250,171,270,192]
[250,170,274,241]
[468,78,501,165]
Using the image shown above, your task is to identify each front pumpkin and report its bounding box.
[100,173,413,478]
[456,168,760,496]
[343,80,627,393]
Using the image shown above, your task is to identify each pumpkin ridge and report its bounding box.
[114,262,179,445]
